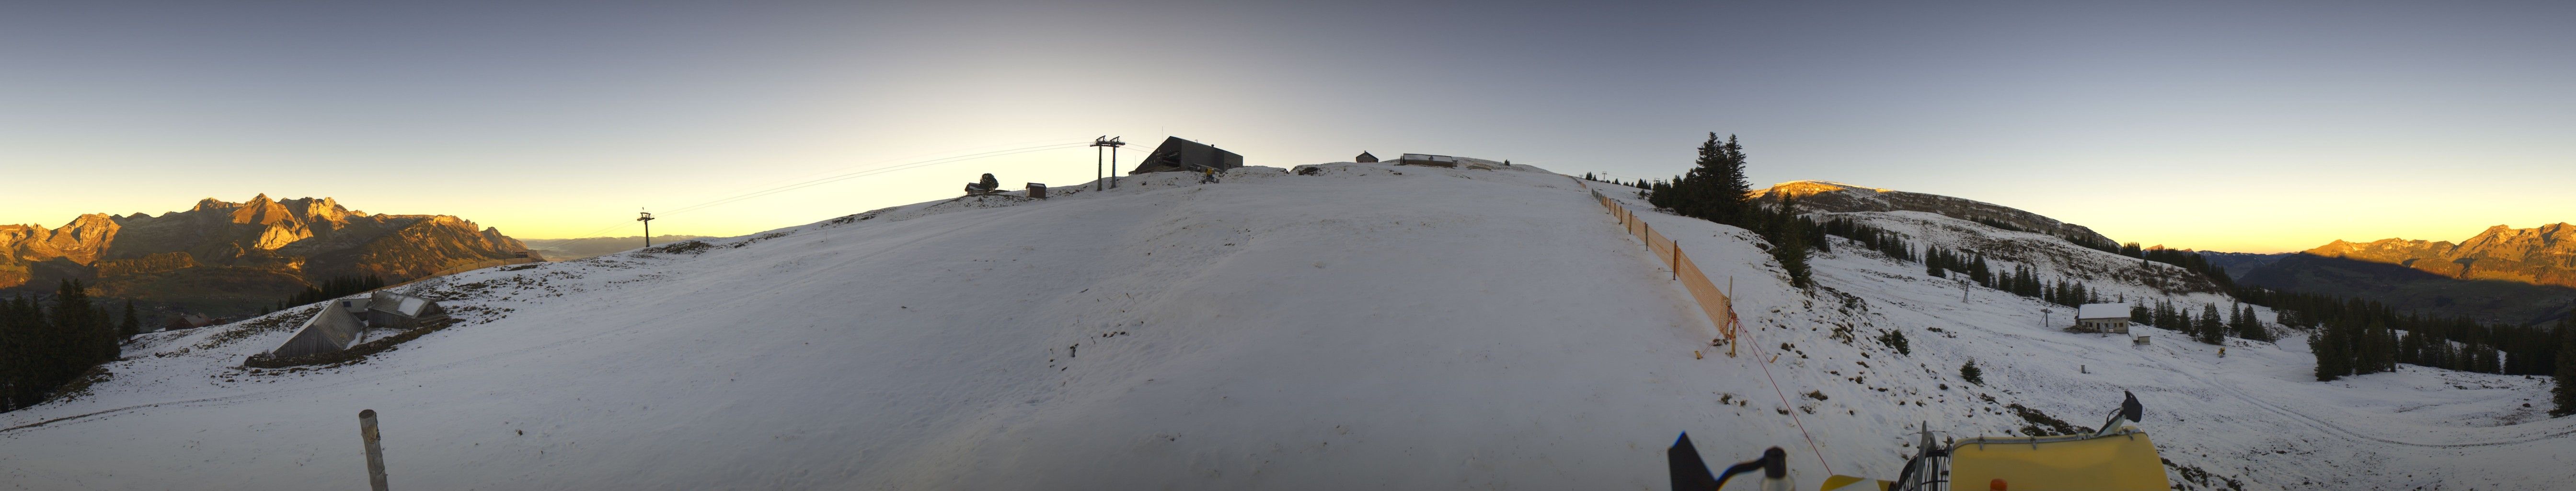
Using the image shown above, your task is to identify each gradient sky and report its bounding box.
[4,1,2570,252]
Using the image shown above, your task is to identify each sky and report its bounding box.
[3,1,2570,253]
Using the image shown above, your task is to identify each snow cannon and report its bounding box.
[1667,434,1793,491]
[1673,391,2167,491]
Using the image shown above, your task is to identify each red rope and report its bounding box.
[1742,326,1835,477]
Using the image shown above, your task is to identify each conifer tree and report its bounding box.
[1970,255,1992,287]
[2236,305,2272,342]
[2553,317,2576,416]
[118,299,140,338]
[2313,324,2349,381]
[2397,330,2422,366]
[2198,304,2226,344]
[0,295,27,410]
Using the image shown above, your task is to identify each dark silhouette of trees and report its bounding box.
[286,274,386,307]
[0,280,120,411]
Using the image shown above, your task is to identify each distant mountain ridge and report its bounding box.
[521,235,712,260]
[2238,223,2576,326]
[2197,251,2290,280]
[0,195,538,317]
[2305,223,2576,288]
[1751,180,2119,249]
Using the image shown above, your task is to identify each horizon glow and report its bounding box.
[3,1,2570,253]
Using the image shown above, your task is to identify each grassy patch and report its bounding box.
[2005,403,2091,436]
[641,241,714,255]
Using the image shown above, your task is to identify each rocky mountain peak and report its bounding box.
[2302,223,2576,288]
[1,196,542,301]
[190,198,236,212]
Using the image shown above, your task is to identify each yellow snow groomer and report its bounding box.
[1676,392,2168,491]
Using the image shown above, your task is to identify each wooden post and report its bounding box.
[360,409,389,491]
[1671,240,1679,281]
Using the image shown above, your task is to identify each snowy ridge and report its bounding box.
[1,164,2569,490]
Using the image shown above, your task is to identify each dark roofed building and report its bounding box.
[1355,152,1378,163]
[1127,137,1243,174]
[1394,153,1462,167]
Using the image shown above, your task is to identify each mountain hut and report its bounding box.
[2076,303,2131,334]
[1127,137,1243,174]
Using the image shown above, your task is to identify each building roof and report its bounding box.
[2077,303,2130,320]
[1127,137,1243,174]
[368,291,440,317]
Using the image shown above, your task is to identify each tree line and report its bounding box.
[0,280,137,412]
[282,274,386,310]
[2128,300,2272,344]
[1605,133,1824,288]
[1594,133,2576,414]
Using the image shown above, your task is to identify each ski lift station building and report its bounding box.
[268,292,448,358]
[2076,303,2132,334]
[1127,137,1242,174]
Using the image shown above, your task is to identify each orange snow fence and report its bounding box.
[1572,176,1742,351]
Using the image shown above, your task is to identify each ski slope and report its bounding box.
[2,163,2569,490]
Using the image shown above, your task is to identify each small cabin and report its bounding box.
[2076,303,2132,334]
[1355,152,1378,163]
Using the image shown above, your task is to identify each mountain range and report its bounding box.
[10,166,2562,489]
[2238,223,2576,326]
[0,195,538,319]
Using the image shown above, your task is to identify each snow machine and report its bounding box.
[1672,391,2167,491]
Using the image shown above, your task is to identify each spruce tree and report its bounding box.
[0,295,26,410]
[119,299,140,338]
[1708,134,1752,224]
[1772,211,1813,289]
[2198,304,2225,344]
[1970,256,1992,287]
[2553,318,2576,417]
[2236,305,2272,342]
[2313,325,2348,381]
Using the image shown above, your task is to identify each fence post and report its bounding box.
[360,409,389,491]
[1671,241,1679,280]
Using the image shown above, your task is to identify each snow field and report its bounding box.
[2,164,2568,490]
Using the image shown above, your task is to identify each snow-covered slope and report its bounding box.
[3,164,2570,490]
